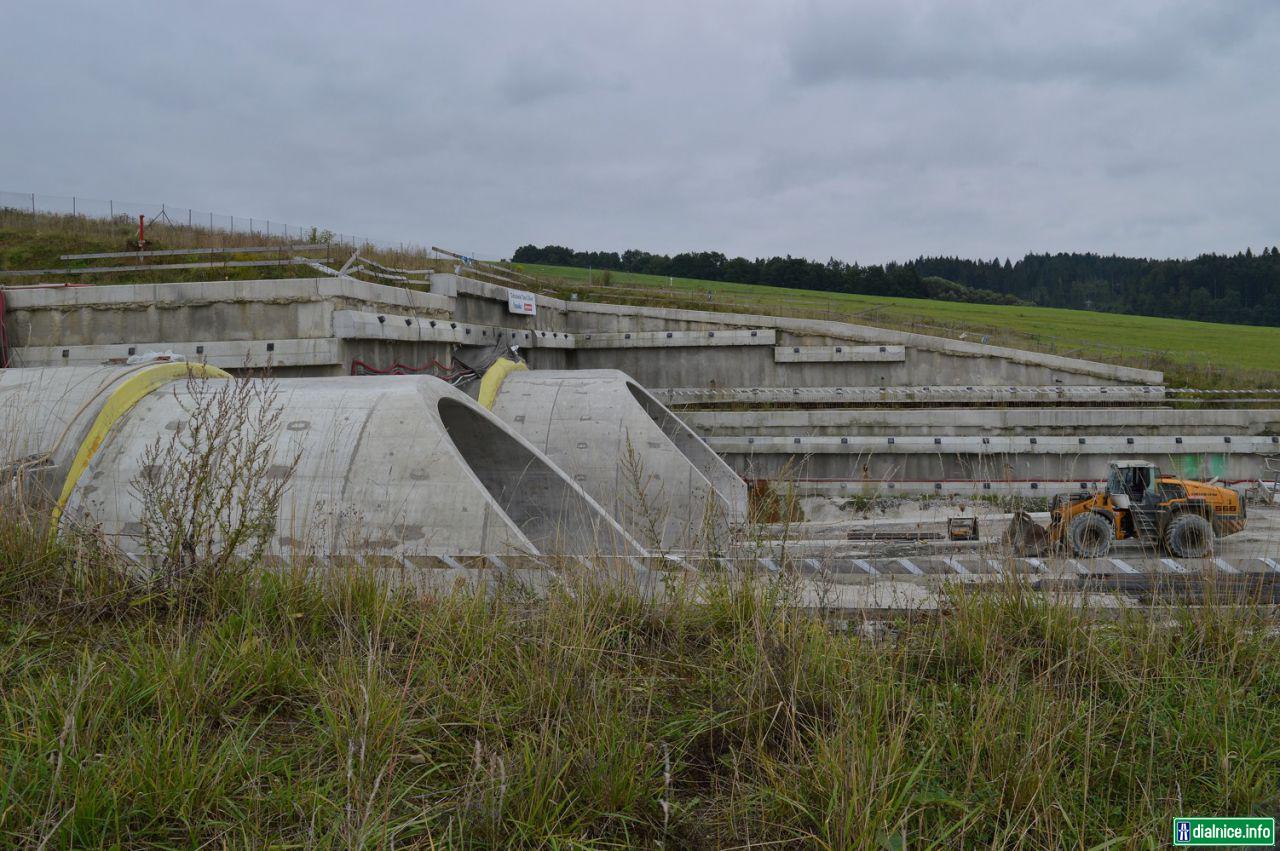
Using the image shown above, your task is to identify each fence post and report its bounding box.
[72,196,76,216]
[31,193,36,223]
[188,209,192,227]
[110,199,113,217]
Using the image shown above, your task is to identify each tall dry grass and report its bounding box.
[0,209,446,286]
[1,507,1278,848]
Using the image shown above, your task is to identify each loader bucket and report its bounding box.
[1003,510,1051,556]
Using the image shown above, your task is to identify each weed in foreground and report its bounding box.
[1,515,1279,848]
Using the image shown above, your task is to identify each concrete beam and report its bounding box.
[713,434,1280,455]
[333,309,576,349]
[680,407,1280,437]
[11,338,342,369]
[2,277,451,315]
[655,385,1167,406]
[773,345,905,363]
[789,479,1106,498]
[575,328,774,349]
[729,448,1271,492]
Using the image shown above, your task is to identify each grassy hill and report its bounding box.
[521,263,1280,388]
[0,209,437,286]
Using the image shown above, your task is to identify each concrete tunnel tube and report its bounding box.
[3,367,644,559]
[486,368,749,549]
[0,363,232,516]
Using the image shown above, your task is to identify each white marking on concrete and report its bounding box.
[1213,558,1238,574]
[853,559,879,576]
[896,558,924,576]
[1025,557,1046,573]
[1109,558,1138,574]
[438,554,465,570]
[986,558,1005,575]
[942,557,969,575]
[1067,559,1090,575]
[1260,557,1280,573]
[1160,558,1188,574]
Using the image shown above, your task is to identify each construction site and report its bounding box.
[3,230,1280,614]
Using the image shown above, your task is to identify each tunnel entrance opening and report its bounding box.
[437,398,631,555]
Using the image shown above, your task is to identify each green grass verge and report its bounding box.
[3,518,1278,847]
[522,263,1280,387]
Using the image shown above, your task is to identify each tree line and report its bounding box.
[911,250,1280,326]
[513,244,1280,325]
[512,245,1025,305]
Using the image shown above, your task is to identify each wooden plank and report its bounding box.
[59,244,326,260]
[356,256,430,276]
[294,257,342,276]
[431,246,541,283]
[469,268,534,288]
[348,266,409,282]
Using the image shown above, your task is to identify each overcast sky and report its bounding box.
[3,1,1277,263]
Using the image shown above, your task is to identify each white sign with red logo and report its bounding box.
[507,289,537,315]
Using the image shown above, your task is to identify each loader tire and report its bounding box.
[1068,512,1112,558]
[1164,513,1214,559]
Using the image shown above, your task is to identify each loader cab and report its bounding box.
[1108,461,1157,510]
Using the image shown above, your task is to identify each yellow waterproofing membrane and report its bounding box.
[477,357,528,410]
[52,362,232,528]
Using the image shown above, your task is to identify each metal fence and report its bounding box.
[0,189,435,255]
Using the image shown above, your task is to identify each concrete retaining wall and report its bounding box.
[4,273,1164,391]
[723,434,1276,494]
[682,407,1280,437]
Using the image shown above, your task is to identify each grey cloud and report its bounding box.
[0,0,1276,264]
[498,54,587,105]
[788,0,1278,86]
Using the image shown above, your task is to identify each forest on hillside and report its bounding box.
[512,244,1280,326]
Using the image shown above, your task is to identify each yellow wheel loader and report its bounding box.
[1005,461,1246,559]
